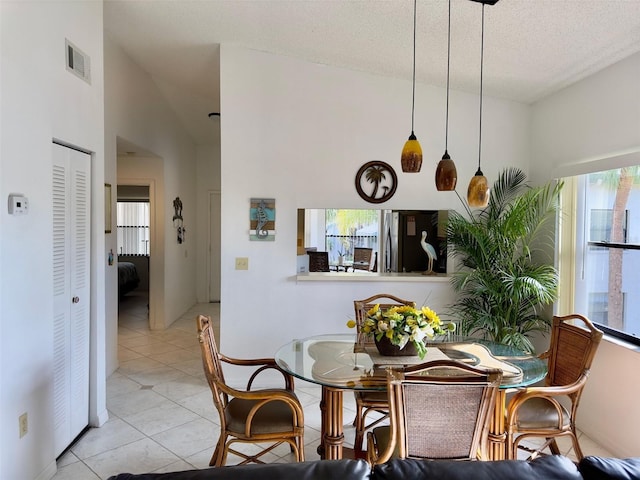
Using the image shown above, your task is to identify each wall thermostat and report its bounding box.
[8,194,29,215]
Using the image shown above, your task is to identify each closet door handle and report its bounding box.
[72,296,80,304]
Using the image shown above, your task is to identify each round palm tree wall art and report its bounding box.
[355,161,398,203]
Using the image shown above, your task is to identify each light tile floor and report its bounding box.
[52,293,614,479]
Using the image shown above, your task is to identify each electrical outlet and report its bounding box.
[235,257,249,270]
[19,413,28,438]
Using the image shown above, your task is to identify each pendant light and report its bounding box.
[435,0,457,191]
[401,0,422,173]
[467,2,490,208]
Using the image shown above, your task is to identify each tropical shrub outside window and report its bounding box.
[572,166,640,343]
[304,208,380,265]
[325,209,380,265]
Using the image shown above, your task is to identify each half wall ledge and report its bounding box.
[295,272,450,282]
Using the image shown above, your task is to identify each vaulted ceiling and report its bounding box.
[104,0,640,146]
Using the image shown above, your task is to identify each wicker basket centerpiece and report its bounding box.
[348,304,455,360]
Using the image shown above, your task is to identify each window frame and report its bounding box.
[561,169,640,347]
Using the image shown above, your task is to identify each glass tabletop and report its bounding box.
[274,333,547,391]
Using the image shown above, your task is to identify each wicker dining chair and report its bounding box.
[367,359,503,464]
[506,314,603,461]
[352,247,374,271]
[196,314,305,466]
[351,294,416,453]
[308,251,330,272]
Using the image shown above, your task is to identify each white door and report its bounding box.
[52,142,91,457]
[208,191,221,302]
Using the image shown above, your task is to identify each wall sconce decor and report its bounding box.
[173,196,185,244]
[355,161,398,204]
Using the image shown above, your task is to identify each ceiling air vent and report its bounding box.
[65,39,91,84]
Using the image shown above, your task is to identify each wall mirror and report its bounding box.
[297,208,449,274]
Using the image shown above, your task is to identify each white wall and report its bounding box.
[104,37,200,373]
[531,52,640,457]
[531,52,640,184]
[217,46,530,366]
[0,2,105,479]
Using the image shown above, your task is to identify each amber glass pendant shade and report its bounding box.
[467,168,490,208]
[435,150,457,191]
[401,132,423,173]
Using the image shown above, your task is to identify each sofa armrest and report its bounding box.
[578,456,640,480]
[372,456,583,480]
[108,459,371,480]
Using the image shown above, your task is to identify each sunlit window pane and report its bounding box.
[572,166,640,343]
[117,202,150,255]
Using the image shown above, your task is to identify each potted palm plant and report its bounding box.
[446,167,563,353]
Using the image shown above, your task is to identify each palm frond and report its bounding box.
[447,168,562,352]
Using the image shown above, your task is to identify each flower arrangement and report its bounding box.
[347,304,455,359]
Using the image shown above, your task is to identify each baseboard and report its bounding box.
[93,407,109,427]
[35,460,57,480]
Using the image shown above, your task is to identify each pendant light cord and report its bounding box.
[445,0,451,151]
[477,4,485,172]
[411,0,417,133]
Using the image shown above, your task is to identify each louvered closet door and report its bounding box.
[52,142,91,457]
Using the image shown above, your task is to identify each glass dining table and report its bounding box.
[274,333,547,461]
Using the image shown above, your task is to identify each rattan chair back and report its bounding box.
[308,251,330,272]
[506,313,603,461]
[353,247,374,271]
[198,314,229,413]
[197,315,305,466]
[353,294,416,350]
[545,313,603,387]
[350,294,416,453]
[368,360,502,464]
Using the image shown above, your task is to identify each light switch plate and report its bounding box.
[235,257,249,270]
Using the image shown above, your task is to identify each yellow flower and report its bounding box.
[347,302,452,360]
[421,306,441,324]
[396,305,415,314]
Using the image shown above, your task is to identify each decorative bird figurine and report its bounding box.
[420,230,437,275]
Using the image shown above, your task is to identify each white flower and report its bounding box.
[413,328,427,343]
[396,335,410,349]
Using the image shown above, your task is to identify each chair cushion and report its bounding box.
[226,396,298,434]
[514,397,571,429]
[578,456,640,480]
[372,455,583,480]
[356,390,389,405]
[371,425,399,458]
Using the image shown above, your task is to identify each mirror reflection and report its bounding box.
[297,209,449,274]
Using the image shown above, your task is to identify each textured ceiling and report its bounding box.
[104,0,640,146]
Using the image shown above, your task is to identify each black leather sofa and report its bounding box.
[107,455,640,480]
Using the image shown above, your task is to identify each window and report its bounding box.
[117,201,150,255]
[298,208,449,273]
[589,208,628,250]
[302,209,380,266]
[568,166,640,344]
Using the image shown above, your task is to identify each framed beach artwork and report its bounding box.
[249,198,275,241]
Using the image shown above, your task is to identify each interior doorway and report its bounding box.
[116,185,150,322]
